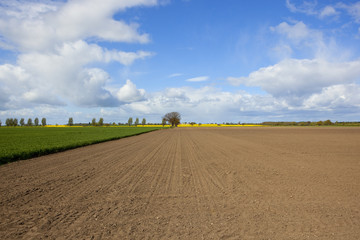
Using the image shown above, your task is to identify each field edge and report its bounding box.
[0,127,165,165]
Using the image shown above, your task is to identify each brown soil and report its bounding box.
[1,127,359,239]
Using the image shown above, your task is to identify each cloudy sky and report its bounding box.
[1,0,360,124]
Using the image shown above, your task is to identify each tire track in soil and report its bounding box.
[1,127,360,239]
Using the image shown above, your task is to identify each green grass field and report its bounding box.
[0,126,165,164]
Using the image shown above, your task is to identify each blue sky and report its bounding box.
[1,0,360,124]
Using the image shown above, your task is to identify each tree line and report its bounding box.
[127,117,146,126]
[1,111,182,127]
[1,118,46,127]
[66,117,148,126]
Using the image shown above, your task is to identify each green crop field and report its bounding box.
[0,126,165,164]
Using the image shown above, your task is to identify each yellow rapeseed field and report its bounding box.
[178,124,263,127]
[45,125,84,127]
[44,124,262,128]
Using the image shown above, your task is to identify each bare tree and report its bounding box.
[142,118,146,125]
[91,118,96,126]
[163,112,181,127]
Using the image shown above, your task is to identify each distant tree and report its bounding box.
[128,117,133,126]
[13,118,18,126]
[324,119,333,125]
[189,122,196,126]
[34,117,39,126]
[163,112,181,127]
[142,118,146,125]
[68,117,74,126]
[20,118,25,126]
[98,118,104,126]
[316,121,323,126]
[135,117,139,126]
[0,119,2,127]
[162,118,166,126]
[27,118,33,126]
[5,118,10,126]
[92,118,96,126]
[41,118,46,126]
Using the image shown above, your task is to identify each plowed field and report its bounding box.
[1,127,359,239]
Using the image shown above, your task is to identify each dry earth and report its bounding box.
[0,127,359,239]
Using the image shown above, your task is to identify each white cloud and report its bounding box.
[116,80,146,103]
[303,84,360,110]
[0,59,147,109]
[186,76,209,82]
[285,0,317,15]
[337,1,360,23]
[105,50,154,66]
[121,86,286,122]
[271,21,313,42]
[168,73,183,78]
[270,21,350,60]
[0,1,156,110]
[227,58,360,100]
[0,0,157,52]
[320,6,338,18]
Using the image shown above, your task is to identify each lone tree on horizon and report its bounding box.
[163,112,181,127]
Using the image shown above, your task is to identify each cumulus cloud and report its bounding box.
[0,0,157,51]
[0,0,156,110]
[120,86,287,123]
[227,58,360,101]
[303,84,360,110]
[116,80,146,103]
[186,76,209,82]
[121,83,360,123]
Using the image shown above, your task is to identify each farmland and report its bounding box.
[0,126,164,164]
[0,127,359,239]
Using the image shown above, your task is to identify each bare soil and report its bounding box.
[1,127,359,239]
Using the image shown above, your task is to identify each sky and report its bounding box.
[0,0,360,124]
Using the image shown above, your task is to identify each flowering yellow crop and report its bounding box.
[45,125,82,127]
[178,124,263,127]
[138,124,171,127]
